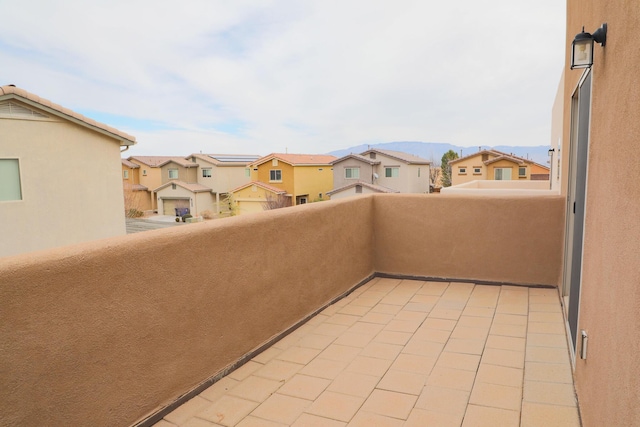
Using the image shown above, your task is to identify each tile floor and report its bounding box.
[153,278,581,427]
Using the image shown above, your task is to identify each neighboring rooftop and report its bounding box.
[250,153,338,167]
[327,181,400,196]
[129,156,195,168]
[360,148,431,165]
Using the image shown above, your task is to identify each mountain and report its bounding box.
[328,141,551,166]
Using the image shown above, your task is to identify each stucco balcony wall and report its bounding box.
[0,193,565,427]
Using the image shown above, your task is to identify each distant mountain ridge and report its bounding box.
[328,141,551,166]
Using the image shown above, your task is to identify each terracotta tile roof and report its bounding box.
[130,184,148,191]
[331,153,380,166]
[449,149,535,166]
[128,156,194,168]
[250,153,337,167]
[360,149,431,165]
[327,181,400,196]
[483,155,526,166]
[153,180,212,193]
[0,85,135,145]
[121,159,139,168]
[230,181,287,194]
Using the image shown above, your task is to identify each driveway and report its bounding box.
[125,216,184,234]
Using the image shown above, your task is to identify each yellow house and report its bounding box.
[127,156,187,211]
[248,153,336,205]
[121,159,151,213]
[449,149,550,186]
[230,181,289,215]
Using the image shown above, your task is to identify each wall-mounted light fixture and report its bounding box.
[571,23,607,69]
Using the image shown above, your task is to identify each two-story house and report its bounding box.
[121,159,151,213]
[126,156,186,211]
[448,149,550,187]
[328,149,431,199]
[238,153,336,211]
[0,85,136,258]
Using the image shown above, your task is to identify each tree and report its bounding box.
[261,193,292,210]
[429,156,441,192]
[440,150,459,187]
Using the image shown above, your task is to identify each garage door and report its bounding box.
[162,198,190,216]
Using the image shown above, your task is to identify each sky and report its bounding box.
[0,1,566,157]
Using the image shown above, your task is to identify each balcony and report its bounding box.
[0,193,574,426]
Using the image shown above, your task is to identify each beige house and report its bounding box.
[449,149,550,186]
[121,159,151,212]
[326,181,399,200]
[126,156,186,211]
[0,85,136,258]
[330,149,431,197]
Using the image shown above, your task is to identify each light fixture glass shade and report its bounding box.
[571,30,594,69]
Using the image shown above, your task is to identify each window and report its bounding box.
[318,193,322,199]
[345,168,360,179]
[355,185,363,193]
[494,168,512,180]
[270,170,282,182]
[519,167,527,177]
[318,168,323,171]
[168,169,178,179]
[202,169,212,178]
[385,167,399,178]
[298,197,307,204]
[143,169,147,176]
[482,153,489,161]
[458,167,467,174]
[370,153,376,159]
[473,167,482,174]
[123,170,129,179]
[245,168,251,177]
[171,183,177,190]
[418,168,421,177]
[0,159,22,201]
[272,159,278,166]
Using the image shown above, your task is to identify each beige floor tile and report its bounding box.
[403,302,435,313]
[426,366,476,391]
[377,369,427,395]
[489,323,527,338]
[461,404,520,427]
[475,364,523,388]
[299,358,348,380]
[196,395,259,427]
[485,335,526,352]
[347,411,404,427]
[199,377,240,403]
[296,333,336,350]
[404,408,463,427]
[306,391,365,422]
[395,310,428,321]
[361,389,417,420]
[429,308,463,320]
[529,303,562,313]
[527,321,566,335]
[346,355,394,376]
[228,361,263,381]
[529,311,564,323]
[318,344,361,363]
[390,353,437,375]
[351,295,384,308]
[313,323,350,337]
[520,402,581,427]
[153,420,177,427]
[413,326,451,343]
[443,338,486,355]
[325,313,360,326]
[359,311,395,324]
[524,361,573,384]
[369,303,402,315]
[348,321,386,335]
[436,352,481,372]
[164,396,211,425]
[380,294,412,306]
[251,394,311,425]
[403,337,445,358]
[306,313,330,325]
[493,313,528,325]
[527,333,568,348]
[456,316,493,329]
[359,341,403,360]
[236,416,286,427]
[525,346,570,364]
[254,359,303,381]
[292,413,346,427]
[333,332,374,348]
[250,347,283,365]
[451,326,489,341]
[373,330,412,346]
[495,304,528,316]
[338,304,371,316]
[529,295,560,305]
[419,281,449,296]
[469,382,522,411]
[481,348,525,369]
[227,375,283,403]
[276,346,321,365]
[181,418,219,427]
[277,374,331,400]
[415,385,470,415]
[385,319,422,333]
[523,381,577,406]
[410,293,441,304]
[461,307,495,318]
[327,371,380,398]
[422,317,457,331]
[528,288,558,297]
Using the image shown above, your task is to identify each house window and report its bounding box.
[171,183,177,190]
[123,170,129,179]
[345,168,360,179]
[482,153,489,161]
[418,168,421,177]
[272,159,278,166]
[270,170,282,182]
[355,185,363,193]
[370,153,376,159]
[318,168,323,171]
[494,168,512,180]
[519,167,527,177]
[298,197,307,204]
[143,169,147,176]
[458,167,467,174]
[318,193,322,199]
[385,167,399,178]
[245,168,251,177]
[473,167,482,174]
[202,169,212,178]
[168,169,179,179]
[0,159,22,201]
[191,157,196,163]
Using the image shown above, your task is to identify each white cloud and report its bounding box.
[0,0,565,155]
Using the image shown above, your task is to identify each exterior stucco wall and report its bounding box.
[0,196,375,427]
[0,117,126,258]
[332,158,376,188]
[564,2,640,426]
[251,161,295,194]
[292,165,334,202]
